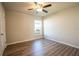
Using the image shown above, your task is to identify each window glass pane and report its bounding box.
[34,20,42,34]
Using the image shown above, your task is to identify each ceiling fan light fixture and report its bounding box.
[36,8,42,12]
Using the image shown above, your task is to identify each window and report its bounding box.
[34,20,42,34]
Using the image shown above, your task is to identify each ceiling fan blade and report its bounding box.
[28,8,33,10]
[34,2,37,5]
[43,4,52,8]
[43,9,48,13]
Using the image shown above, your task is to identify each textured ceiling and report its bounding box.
[3,2,79,16]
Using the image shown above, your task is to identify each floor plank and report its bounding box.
[3,39,79,56]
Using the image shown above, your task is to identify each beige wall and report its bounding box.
[6,10,42,45]
[44,7,79,48]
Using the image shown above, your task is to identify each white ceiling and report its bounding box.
[3,2,79,16]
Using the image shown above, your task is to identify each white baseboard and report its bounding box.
[7,39,36,46]
[7,37,43,46]
[45,36,79,49]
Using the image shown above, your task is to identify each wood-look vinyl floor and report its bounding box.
[3,39,79,56]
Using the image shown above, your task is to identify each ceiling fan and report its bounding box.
[28,2,52,13]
